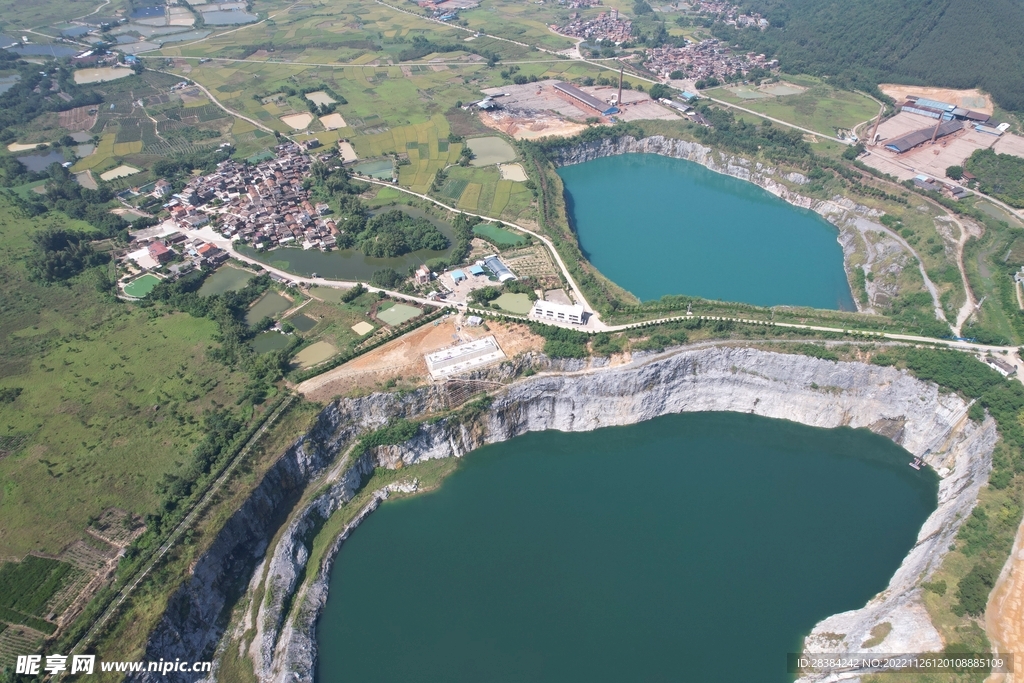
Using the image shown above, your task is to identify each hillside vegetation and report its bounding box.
[720,0,1024,110]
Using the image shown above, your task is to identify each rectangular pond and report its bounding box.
[197,266,253,297]
[245,291,292,325]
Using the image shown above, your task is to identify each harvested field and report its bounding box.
[338,141,358,162]
[498,163,528,181]
[296,319,543,401]
[281,113,314,130]
[59,105,99,132]
[879,84,994,115]
[320,113,347,130]
[100,165,140,181]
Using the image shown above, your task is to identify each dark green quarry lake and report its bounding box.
[317,412,936,683]
[558,154,856,309]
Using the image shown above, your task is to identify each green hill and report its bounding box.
[719,0,1024,110]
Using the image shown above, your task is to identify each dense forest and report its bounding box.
[965,148,1024,208]
[721,0,1024,110]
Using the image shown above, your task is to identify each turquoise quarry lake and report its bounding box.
[317,412,935,683]
[558,154,855,309]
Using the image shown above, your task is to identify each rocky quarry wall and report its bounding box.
[131,346,997,683]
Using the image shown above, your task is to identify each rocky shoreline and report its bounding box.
[130,346,996,683]
[548,134,936,315]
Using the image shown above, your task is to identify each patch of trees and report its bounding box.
[356,209,449,258]
[0,387,22,403]
[691,106,810,159]
[713,0,1024,111]
[396,35,500,64]
[370,267,403,289]
[28,228,109,283]
[341,283,366,302]
[355,418,419,455]
[152,147,232,183]
[964,148,1024,208]
[0,58,104,131]
[529,322,590,358]
[15,166,129,238]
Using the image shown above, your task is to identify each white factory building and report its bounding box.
[531,300,585,325]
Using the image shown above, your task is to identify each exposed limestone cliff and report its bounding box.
[550,135,935,315]
[133,346,996,683]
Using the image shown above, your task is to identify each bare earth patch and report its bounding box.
[319,113,347,130]
[281,113,314,130]
[297,319,542,401]
[879,84,994,115]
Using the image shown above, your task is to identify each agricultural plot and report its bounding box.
[707,78,878,136]
[473,222,525,246]
[0,556,73,635]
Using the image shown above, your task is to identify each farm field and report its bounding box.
[707,76,879,135]
[473,222,526,246]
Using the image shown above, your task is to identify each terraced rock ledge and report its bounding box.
[130,346,997,683]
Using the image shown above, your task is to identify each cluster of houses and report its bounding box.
[556,9,632,44]
[126,230,227,277]
[642,40,777,82]
[163,143,342,252]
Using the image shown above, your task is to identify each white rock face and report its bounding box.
[133,347,997,683]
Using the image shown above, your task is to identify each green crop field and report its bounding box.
[707,77,879,136]
[473,222,525,246]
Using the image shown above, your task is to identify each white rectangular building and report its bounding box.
[531,300,585,325]
[425,336,506,380]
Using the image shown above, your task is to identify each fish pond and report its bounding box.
[558,154,855,310]
[244,291,292,326]
[317,411,936,683]
[250,331,291,353]
[17,149,66,172]
[197,266,253,297]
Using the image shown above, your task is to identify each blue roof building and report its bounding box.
[469,264,485,276]
[451,269,467,282]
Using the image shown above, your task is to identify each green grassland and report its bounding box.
[706,76,880,137]
[0,195,249,559]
